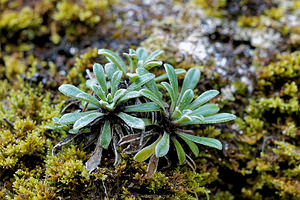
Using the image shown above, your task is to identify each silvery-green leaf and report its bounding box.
[73,112,104,130]
[59,110,98,124]
[104,63,117,80]
[105,102,115,111]
[145,50,164,62]
[111,70,122,97]
[86,79,98,90]
[68,129,79,134]
[140,89,165,113]
[178,136,199,157]
[172,114,193,124]
[170,106,182,120]
[93,63,108,95]
[124,53,138,73]
[117,112,145,129]
[92,85,106,101]
[192,104,220,116]
[124,102,161,112]
[177,68,200,105]
[188,90,219,110]
[155,69,186,82]
[134,136,162,162]
[171,137,185,165]
[176,132,222,150]
[81,101,98,109]
[201,113,236,124]
[59,84,84,98]
[191,115,205,121]
[136,47,148,63]
[143,60,162,70]
[76,93,101,107]
[98,49,127,75]
[126,73,139,82]
[177,89,194,111]
[100,120,111,149]
[137,68,162,99]
[155,132,170,157]
[142,118,155,126]
[117,91,141,104]
[113,89,126,103]
[161,82,176,112]
[180,113,235,125]
[164,64,178,103]
[127,73,155,92]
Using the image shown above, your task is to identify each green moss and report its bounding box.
[193,0,226,18]
[45,146,89,194]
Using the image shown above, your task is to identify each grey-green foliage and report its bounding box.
[134,64,236,171]
[48,47,236,175]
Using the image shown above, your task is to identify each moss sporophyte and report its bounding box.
[46,48,236,176]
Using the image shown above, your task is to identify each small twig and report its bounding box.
[82,91,94,112]
[2,117,14,129]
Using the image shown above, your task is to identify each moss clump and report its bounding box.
[45,146,89,195]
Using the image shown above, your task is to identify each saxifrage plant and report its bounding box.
[47,47,236,176]
[132,64,236,175]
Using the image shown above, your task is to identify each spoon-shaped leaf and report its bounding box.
[155,132,170,157]
[76,93,101,107]
[171,137,185,165]
[117,112,145,129]
[73,112,104,130]
[93,63,108,95]
[134,136,162,162]
[188,90,219,110]
[177,89,194,111]
[111,70,122,97]
[100,120,111,149]
[98,49,127,75]
[140,89,165,113]
[59,84,84,98]
[192,104,220,116]
[117,91,141,104]
[124,102,161,112]
[145,50,164,62]
[155,69,186,82]
[59,110,98,124]
[177,68,200,105]
[127,73,155,92]
[178,136,199,157]
[164,64,178,102]
[176,132,222,150]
